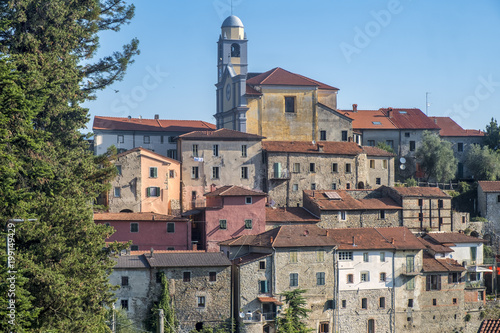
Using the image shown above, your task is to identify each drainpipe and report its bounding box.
[391,250,396,333]
[333,246,339,333]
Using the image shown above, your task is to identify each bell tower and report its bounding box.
[217,15,248,81]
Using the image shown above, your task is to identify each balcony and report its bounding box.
[242,312,276,322]
[466,280,486,289]
[270,169,290,180]
[400,264,421,276]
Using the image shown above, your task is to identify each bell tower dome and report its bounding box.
[217,15,248,82]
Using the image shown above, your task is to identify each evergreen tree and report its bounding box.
[0,0,139,331]
[148,272,178,333]
[464,144,500,181]
[277,289,312,333]
[415,131,457,182]
[484,118,500,151]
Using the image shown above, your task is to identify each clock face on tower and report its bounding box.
[226,84,231,101]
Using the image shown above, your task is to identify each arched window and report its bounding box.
[120,209,133,213]
[231,43,240,57]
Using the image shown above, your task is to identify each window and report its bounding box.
[212,167,220,179]
[197,296,206,308]
[347,274,354,284]
[213,144,219,157]
[331,183,337,190]
[453,298,457,305]
[368,319,375,333]
[156,272,163,283]
[293,163,300,173]
[320,322,329,333]
[117,135,124,143]
[245,197,252,205]
[259,280,270,293]
[361,298,368,309]
[146,187,160,197]
[292,184,299,191]
[341,131,348,142]
[231,43,240,57]
[341,300,347,308]
[317,250,325,262]
[386,140,393,148]
[259,261,266,270]
[410,141,416,152]
[426,274,441,291]
[479,291,484,301]
[383,160,387,169]
[376,178,381,185]
[406,255,415,273]
[332,163,338,173]
[168,136,176,143]
[219,219,227,229]
[149,167,158,178]
[470,246,477,263]
[432,299,437,306]
[407,277,415,290]
[339,211,347,221]
[346,183,351,189]
[121,276,129,286]
[290,251,298,263]
[290,273,298,287]
[458,142,464,152]
[209,272,217,282]
[418,213,423,222]
[144,135,150,144]
[363,252,369,262]
[320,130,326,141]
[405,132,410,137]
[183,272,191,282]
[241,166,248,179]
[130,245,138,251]
[345,163,351,173]
[372,121,382,125]
[498,195,500,203]
[244,219,252,229]
[311,183,316,190]
[370,160,375,168]
[121,299,128,311]
[167,149,177,159]
[241,145,247,157]
[160,135,164,144]
[408,299,414,307]
[439,217,443,226]
[339,251,353,261]
[285,96,295,113]
[380,272,386,282]
[166,222,175,233]
[192,144,198,157]
[169,170,175,178]
[130,223,138,233]
[380,210,385,219]
[116,165,122,176]
[114,187,121,198]
[361,272,369,282]
[368,140,375,146]
[309,163,316,173]
[438,199,443,208]
[379,297,386,308]
[418,199,423,206]
[316,272,325,286]
[380,252,386,262]
[167,247,174,251]
[191,166,199,179]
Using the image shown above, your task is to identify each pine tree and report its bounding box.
[0,0,139,331]
[277,289,312,333]
[484,118,500,151]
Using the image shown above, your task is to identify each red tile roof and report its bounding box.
[388,186,451,198]
[233,252,272,265]
[115,147,180,164]
[146,252,231,267]
[342,110,398,130]
[304,190,401,211]
[362,146,395,157]
[257,296,283,305]
[479,319,500,333]
[478,181,500,193]
[331,227,424,250]
[178,128,264,140]
[205,185,267,197]
[94,212,188,222]
[266,207,320,223]
[429,116,484,137]
[246,67,338,90]
[380,108,440,130]
[424,232,487,245]
[93,116,215,132]
[417,237,454,253]
[422,255,466,272]
[262,141,363,155]
[245,84,263,96]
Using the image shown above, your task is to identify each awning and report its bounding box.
[468,266,493,273]
[181,209,201,217]
[258,296,283,306]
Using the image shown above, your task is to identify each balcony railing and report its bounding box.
[270,169,290,180]
[400,264,421,276]
[466,280,486,289]
[242,312,277,322]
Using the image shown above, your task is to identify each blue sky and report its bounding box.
[84,0,500,133]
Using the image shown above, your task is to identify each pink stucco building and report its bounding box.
[94,212,191,251]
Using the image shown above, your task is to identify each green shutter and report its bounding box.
[147,187,151,197]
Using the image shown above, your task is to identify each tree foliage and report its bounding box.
[147,272,178,333]
[464,144,500,181]
[277,289,312,333]
[415,131,457,182]
[0,0,138,331]
[376,141,395,154]
[484,118,500,151]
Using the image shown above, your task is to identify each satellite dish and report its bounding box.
[400,157,406,164]
[400,164,406,170]
[239,312,245,318]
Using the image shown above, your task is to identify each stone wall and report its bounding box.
[110,150,142,213]
[316,209,400,229]
[317,104,352,142]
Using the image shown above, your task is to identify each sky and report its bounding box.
[83,0,500,133]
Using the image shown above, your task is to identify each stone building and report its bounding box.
[110,251,231,333]
[220,225,337,333]
[107,147,181,215]
[92,115,215,159]
[262,141,394,207]
[177,128,265,212]
[429,116,484,180]
[265,207,320,230]
[478,181,500,223]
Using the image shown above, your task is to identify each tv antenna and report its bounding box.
[425,92,431,115]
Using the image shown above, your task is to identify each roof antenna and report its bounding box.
[426,92,431,115]
[231,0,233,15]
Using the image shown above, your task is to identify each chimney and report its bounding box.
[154,114,159,120]
[387,108,393,118]
[434,118,437,124]
[391,238,395,244]
[127,115,131,120]
[152,215,155,221]
[270,236,274,243]
[192,243,197,251]
[326,230,329,237]
[352,236,355,246]
[318,144,324,152]
[139,115,142,120]
[352,104,358,112]
[150,248,154,258]
[210,184,217,192]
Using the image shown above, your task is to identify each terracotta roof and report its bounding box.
[93,116,215,132]
[429,116,484,137]
[130,250,205,255]
[205,185,267,197]
[376,227,427,250]
[178,128,264,141]
[262,141,363,155]
[304,190,401,211]
[115,147,181,164]
[246,67,338,90]
[257,296,283,305]
[381,108,440,130]
[113,255,150,269]
[330,227,424,250]
[246,84,263,96]
[94,212,188,222]
[342,110,398,130]
[424,232,487,245]
[233,252,272,265]
[145,252,231,267]
[479,319,500,333]
[478,181,500,193]
[219,228,280,247]
[266,207,320,223]
[422,255,466,272]
[417,237,454,253]
[388,186,451,198]
[362,146,395,157]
